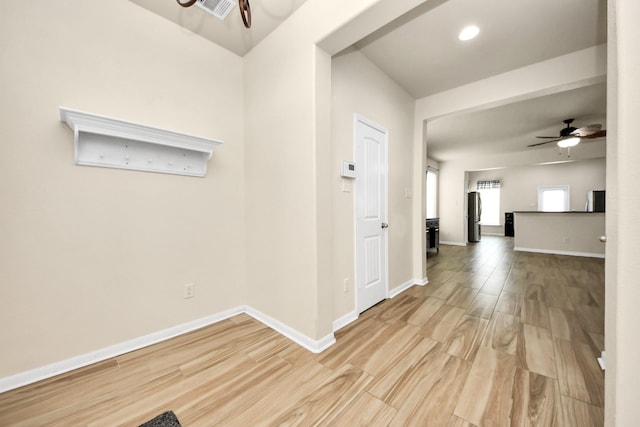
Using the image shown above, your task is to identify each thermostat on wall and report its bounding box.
[341,161,356,178]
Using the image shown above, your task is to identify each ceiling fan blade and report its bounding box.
[571,124,603,137]
[582,130,607,139]
[528,139,560,147]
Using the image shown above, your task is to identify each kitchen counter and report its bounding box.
[514,211,605,258]
[514,211,603,214]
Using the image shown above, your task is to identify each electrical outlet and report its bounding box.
[343,278,349,293]
[184,283,195,299]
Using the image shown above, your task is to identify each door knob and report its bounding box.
[381,222,389,229]
[599,235,607,243]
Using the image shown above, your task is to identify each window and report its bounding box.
[538,185,570,212]
[476,179,501,226]
[426,169,438,219]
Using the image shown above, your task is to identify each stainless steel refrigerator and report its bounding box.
[468,191,482,242]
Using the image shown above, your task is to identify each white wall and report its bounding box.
[0,1,245,377]
[331,49,416,320]
[606,0,640,424]
[468,158,606,235]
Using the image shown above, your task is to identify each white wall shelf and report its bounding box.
[59,107,222,177]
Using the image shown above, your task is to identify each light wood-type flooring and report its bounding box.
[0,237,605,426]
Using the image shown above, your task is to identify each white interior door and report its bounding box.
[355,115,388,313]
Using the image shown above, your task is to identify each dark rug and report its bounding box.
[138,411,182,427]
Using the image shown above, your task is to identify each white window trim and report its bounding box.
[538,185,570,212]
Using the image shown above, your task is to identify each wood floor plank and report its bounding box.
[480,276,505,296]
[429,280,461,300]
[453,346,517,426]
[349,323,422,376]
[376,294,423,325]
[510,369,563,426]
[448,415,477,426]
[215,360,337,425]
[389,353,471,426]
[567,287,600,308]
[495,291,521,316]
[521,299,551,330]
[544,284,575,311]
[560,395,604,427]
[317,318,390,370]
[525,284,547,302]
[517,323,557,379]
[465,293,498,319]
[420,304,467,342]
[554,338,604,407]
[548,306,591,344]
[573,304,604,335]
[325,391,397,426]
[367,338,443,405]
[444,315,489,361]
[482,312,519,356]
[447,287,480,309]
[266,364,372,426]
[407,296,446,327]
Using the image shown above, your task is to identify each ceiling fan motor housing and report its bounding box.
[560,126,578,137]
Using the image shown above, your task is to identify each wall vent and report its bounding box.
[196,0,236,20]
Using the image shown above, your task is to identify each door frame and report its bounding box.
[353,114,389,313]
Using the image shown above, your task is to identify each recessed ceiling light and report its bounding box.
[459,25,480,41]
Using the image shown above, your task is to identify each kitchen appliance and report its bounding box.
[426,218,439,253]
[586,190,606,212]
[468,191,482,242]
[505,212,514,237]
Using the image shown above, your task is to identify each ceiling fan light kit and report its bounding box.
[557,137,580,148]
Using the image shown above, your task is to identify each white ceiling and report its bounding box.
[425,83,607,162]
[357,0,607,98]
[130,0,608,163]
[130,0,309,56]
[354,0,607,162]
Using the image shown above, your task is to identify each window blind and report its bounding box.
[476,179,501,190]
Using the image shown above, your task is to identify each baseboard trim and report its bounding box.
[440,241,466,246]
[389,279,416,298]
[514,246,605,259]
[415,277,429,286]
[0,306,245,394]
[0,305,336,394]
[332,310,358,332]
[244,306,336,354]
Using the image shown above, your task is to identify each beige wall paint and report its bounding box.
[606,0,640,424]
[468,158,606,235]
[514,212,605,256]
[243,0,431,340]
[331,49,416,319]
[0,1,245,377]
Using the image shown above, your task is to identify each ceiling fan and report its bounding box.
[528,118,607,148]
[176,0,252,29]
